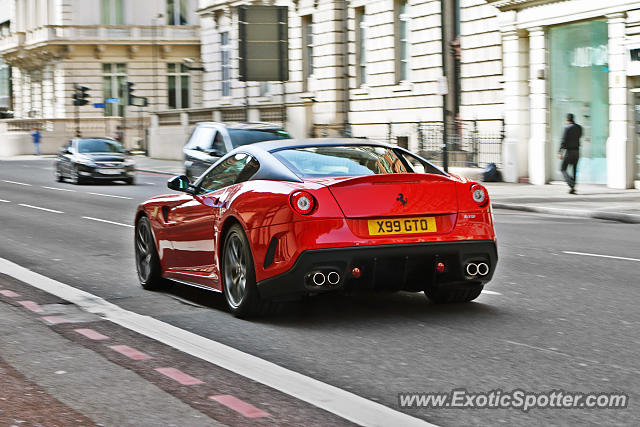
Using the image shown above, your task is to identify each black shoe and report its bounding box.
[569,188,576,195]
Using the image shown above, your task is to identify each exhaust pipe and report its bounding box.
[312,272,326,286]
[477,262,489,276]
[465,263,478,276]
[327,271,340,285]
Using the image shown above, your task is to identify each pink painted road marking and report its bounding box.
[17,300,43,313]
[41,316,72,325]
[109,345,152,360]
[0,290,21,297]
[155,367,204,385]
[74,328,109,340]
[209,395,271,418]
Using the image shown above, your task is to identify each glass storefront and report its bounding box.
[549,20,609,184]
[636,92,640,181]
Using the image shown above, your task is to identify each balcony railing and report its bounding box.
[0,25,200,52]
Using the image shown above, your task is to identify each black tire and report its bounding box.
[55,166,64,182]
[222,224,280,317]
[125,176,135,185]
[424,284,483,304]
[70,166,85,185]
[135,216,165,290]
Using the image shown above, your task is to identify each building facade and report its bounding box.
[0,0,202,151]
[195,0,502,152]
[493,0,640,189]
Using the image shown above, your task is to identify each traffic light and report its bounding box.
[72,84,90,106]
[126,82,135,105]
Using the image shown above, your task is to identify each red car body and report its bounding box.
[135,139,497,313]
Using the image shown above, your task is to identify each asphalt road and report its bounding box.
[1,157,638,426]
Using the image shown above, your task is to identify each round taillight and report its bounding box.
[470,184,488,206]
[290,191,316,215]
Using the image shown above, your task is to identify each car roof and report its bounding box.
[194,121,285,131]
[250,137,394,152]
[195,137,446,185]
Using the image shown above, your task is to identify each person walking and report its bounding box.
[31,127,41,155]
[557,113,582,194]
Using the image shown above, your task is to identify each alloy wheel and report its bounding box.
[135,220,154,282]
[224,233,248,308]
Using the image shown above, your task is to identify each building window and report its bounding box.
[302,15,313,87]
[168,63,190,109]
[221,31,231,97]
[260,82,271,97]
[355,7,366,86]
[0,60,10,111]
[167,0,188,25]
[396,0,409,82]
[101,0,124,25]
[103,63,127,116]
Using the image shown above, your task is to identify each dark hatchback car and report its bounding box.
[55,138,136,185]
[183,122,290,180]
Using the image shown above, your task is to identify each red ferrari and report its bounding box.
[135,139,497,317]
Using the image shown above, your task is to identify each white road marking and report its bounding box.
[42,186,75,192]
[2,180,31,186]
[88,192,132,200]
[0,257,435,427]
[82,216,134,228]
[563,251,640,263]
[18,204,63,214]
[481,290,502,296]
[0,199,10,203]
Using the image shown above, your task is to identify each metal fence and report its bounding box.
[367,120,504,169]
[415,120,504,169]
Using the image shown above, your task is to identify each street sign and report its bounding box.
[238,5,289,82]
[105,98,119,103]
[93,103,105,108]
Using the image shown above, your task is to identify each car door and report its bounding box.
[163,152,258,289]
[184,125,216,179]
[58,141,74,176]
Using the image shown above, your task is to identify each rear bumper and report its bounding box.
[256,240,497,300]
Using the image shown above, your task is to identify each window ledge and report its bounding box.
[351,86,369,96]
[257,96,273,103]
[392,82,414,93]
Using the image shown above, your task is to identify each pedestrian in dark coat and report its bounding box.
[557,113,582,194]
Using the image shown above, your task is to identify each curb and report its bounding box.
[492,203,640,224]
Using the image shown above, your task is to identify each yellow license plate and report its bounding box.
[367,217,437,236]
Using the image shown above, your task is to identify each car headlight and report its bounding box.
[122,159,136,167]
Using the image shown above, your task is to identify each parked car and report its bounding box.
[183,122,290,180]
[55,137,136,185]
[135,138,498,317]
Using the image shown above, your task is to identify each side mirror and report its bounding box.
[167,175,191,192]
[59,147,70,154]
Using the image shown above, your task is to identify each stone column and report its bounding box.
[42,64,54,118]
[528,27,549,185]
[606,13,634,189]
[502,29,529,182]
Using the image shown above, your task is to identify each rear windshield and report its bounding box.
[272,145,413,178]
[228,129,290,148]
[77,139,125,153]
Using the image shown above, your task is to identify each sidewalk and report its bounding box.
[0,286,218,426]
[134,156,640,224]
